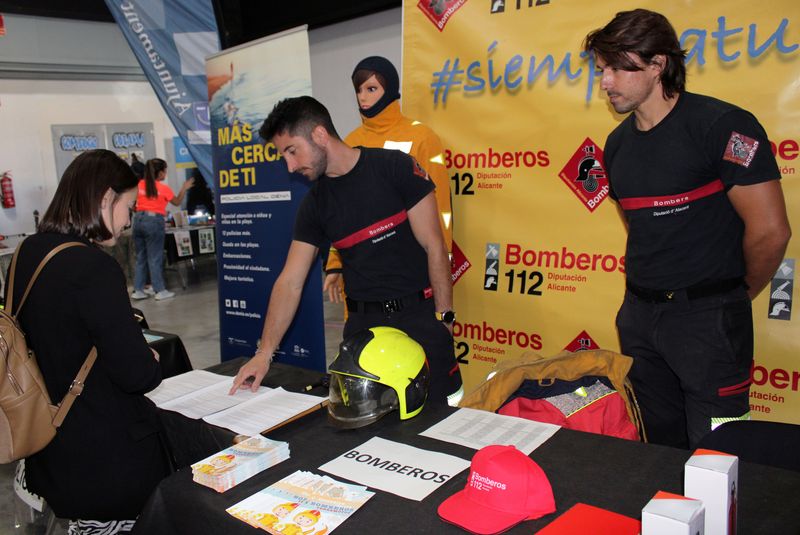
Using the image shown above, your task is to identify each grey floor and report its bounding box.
[0,257,345,534]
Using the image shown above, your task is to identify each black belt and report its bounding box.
[626,278,744,303]
[346,289,432,314]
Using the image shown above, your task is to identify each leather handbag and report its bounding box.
[0,241,97,463]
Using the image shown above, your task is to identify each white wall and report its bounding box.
[0,80,177,235]
[0,9,403,236]
[0,14,141,78]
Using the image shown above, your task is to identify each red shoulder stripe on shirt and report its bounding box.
[617,179,724,211]
[332,210,408,250]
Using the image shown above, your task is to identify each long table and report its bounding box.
[134,362,800,534]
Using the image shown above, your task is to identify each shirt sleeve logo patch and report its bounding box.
[411,157,430,180]
[723,131,759,168]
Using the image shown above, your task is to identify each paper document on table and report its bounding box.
[158,379,267,419]
[146,370,230,406]
[420,407,560,455]
[319,437,470,501]
[203,387,327,436]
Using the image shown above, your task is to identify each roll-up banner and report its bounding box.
[403,1,799,423]
[207,27,326,370]
[105,0,218,183]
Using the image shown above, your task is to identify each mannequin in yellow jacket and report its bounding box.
[324,56,452,307]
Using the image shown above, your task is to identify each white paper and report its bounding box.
[419,407,560,455]
[158,379,266,419]
[319,437,470,501]
[203,387,327,436]
[174,229,193,257]
[198,227,215,253]
[146,370,230,406]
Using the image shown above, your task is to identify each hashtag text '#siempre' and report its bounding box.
[430,17,797,105]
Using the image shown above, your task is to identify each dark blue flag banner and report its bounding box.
[104,0,218,185]
[207,28,326,370]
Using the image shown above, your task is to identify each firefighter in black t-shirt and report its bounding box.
[229,96,463,406]
[584,10,791,448]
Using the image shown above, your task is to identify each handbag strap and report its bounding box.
[53,346,98,427]
[8,240,87,316]
[6,239,98,426]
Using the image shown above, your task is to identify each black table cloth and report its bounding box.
[135,361,800,534]
[145,329,193,379]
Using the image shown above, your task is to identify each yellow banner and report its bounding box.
[403,0,800,422]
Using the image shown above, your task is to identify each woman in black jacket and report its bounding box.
[8,149,170,534]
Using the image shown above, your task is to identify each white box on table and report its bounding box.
[685,448,738,535]
[642,490,704,535]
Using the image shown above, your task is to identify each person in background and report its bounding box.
[7,149,171,533]
[230,96,462,406]
[131,158,193,301]
[584,9,791,448]
[185,168,215,217]
[129,153,145,179]
[323,56,452,307]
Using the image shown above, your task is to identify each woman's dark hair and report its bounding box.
[352,69,387,92]
[143,158,167,198]
[584,9,687,99]
[39,149,138,242]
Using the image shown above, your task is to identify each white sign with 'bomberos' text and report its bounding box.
[318,437,470,501]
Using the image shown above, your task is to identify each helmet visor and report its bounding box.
[327,373,398,429]
[403,363,429,416]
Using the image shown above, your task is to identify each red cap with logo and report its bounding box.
[438,444,556,534]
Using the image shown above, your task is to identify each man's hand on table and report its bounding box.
[229,352,272,394]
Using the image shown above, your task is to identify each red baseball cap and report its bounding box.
[438,445,556,534]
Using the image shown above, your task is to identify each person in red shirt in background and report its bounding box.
[131,158,193,301]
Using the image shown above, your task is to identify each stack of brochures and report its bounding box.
[227,470,374,534]
[191,436,290,493]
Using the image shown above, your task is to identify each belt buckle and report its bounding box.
[69,379,85,396]
[382,299,402,314]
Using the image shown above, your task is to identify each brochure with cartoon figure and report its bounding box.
[227,470,375,534]
[191,435,290,492]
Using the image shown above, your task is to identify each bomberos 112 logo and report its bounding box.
[451,240,472,286]
[490,0,551,14]
[418,0,468,31]
[564,330,600,352]
[558,137,609,212]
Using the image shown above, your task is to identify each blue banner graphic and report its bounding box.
[104,0,218,183]
[207,29,325,370]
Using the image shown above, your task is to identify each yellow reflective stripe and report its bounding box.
[429,153,445,165]
[710,412,751,430]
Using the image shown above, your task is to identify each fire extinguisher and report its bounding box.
[1,171,15,209]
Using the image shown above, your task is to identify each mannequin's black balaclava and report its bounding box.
[353,56,400,118]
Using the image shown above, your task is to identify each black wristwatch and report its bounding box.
[436,310,456,325]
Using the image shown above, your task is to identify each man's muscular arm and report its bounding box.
[727,180,791,299]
